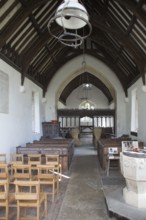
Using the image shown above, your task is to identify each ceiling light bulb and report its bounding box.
[55,0,89,29]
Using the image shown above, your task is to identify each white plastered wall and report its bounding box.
[66,85,109,108]
[45,55,127,136]
[126,75,146,143]
[0,59,45,161]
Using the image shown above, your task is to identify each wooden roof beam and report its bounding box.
[0,0,49,48]
[0,0,8,8]
[91,17,145,72]
[113,0,146,26]
[46,45,57,64]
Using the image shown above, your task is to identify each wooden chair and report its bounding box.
[28,154,41,177]
[0,179,16,220]
[12,164,31,181]
[28,154,41,166]
[45,154,62,181]
[0,154,6,164]
[14,180,47,220]
[106,147,120,176]
[37,165,59,202]
[10,154,24,165]
[0,154,9,179]
[0,180,9,220]
[10,154,24,178]
[0,164,9,180]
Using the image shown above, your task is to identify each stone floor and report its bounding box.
[47,135,125,220]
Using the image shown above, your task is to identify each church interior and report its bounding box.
[0,0,146,219]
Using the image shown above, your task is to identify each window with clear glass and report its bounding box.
[79,100,95,110]
[131,88,138,134]
[32,91,40,133]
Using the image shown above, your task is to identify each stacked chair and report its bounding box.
[0,152,61,219]
[14,180,47,220]
[46,155,62,181]
[37,165,59,203]
[0,154,16,220]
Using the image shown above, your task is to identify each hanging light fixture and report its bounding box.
[47,0,92,48]
[79,40,92,100]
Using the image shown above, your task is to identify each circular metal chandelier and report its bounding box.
[47,0,92,48]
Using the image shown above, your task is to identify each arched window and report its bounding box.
[79,100,95,110]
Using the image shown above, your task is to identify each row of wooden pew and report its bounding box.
[16,138,74,171]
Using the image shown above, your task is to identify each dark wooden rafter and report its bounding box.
[1,0,19,21]
[19,29,50,85]
[89,0,145,67]
[1,0,146,100]
[18,3,62,84]
[113,0,146,26]
[0,0,51,48]
[15,1,62,85]
[91,16,145,73]
[112,0,146,84]
[91,31,137,76]
[90,35,131,88]
[30,53,50,76]
[27,40,63,78]
[108,1,136,63]
[0,0,8,8]
[45,45,57,64]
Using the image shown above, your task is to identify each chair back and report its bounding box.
[0,180,8,200]
[45,155,59,166]
[15,181,40,201]
[0,164,9,179]
[10,154,24,165]
[0,154,6,164]
[28,154,41,166]
[37,165,56,179]
[13,164,31,180]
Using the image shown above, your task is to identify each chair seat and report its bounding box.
[38,179,56,184]
[18,193,46,206]
[15,193,38,201]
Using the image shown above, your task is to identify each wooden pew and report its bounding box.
[16,139,74,171]
[97,138,130,169]
[97,138,144,170]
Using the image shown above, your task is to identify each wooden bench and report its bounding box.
[97,138,125,169]
[16,139,74,171]
[98,138,143,170]
[33,138,74,162]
